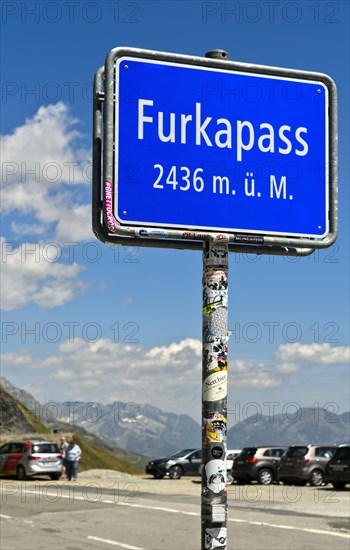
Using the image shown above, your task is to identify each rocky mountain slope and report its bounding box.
[227,406,350,448]
[0,386,48,435]
[1,378,349,457]
[55,401,201,458]
[0,380,145,473]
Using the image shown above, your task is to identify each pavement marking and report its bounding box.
[87,535,145,549]
[228,518,350,539]
[4,488,349,540]
[118,501,198,516]
[12,489,198,515]
[23,489,86,501]
[0,514,12,519]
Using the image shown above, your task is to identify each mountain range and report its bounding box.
[1,378,349,457]
[227,407,350,448]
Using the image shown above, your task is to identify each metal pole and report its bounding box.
[202,234,229,550]
[201,50,230,550]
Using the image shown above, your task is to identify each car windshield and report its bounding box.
[168,449,195,458]
[32,443,60,454]
[239,448,257,459]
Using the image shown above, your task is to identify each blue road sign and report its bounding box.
[114,57,330,239]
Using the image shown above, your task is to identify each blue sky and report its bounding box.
[1,1,349,425]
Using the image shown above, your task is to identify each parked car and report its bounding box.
[226,450,242,484]
[325,445,350,489]
[0,440,63,480]
[278,444,336,486]
[146,448,202,479]
[231,446,287,485]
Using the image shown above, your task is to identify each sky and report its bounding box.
[1,0,349,428]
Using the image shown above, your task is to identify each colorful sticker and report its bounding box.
[138,228,169,237]
[211,446,224,460]
[182,231,210,240]
[203,413,227,444]
[204,269,228,291]
[203,293,227,314]
[104,180,117,233]
[205,527,227,550]
[203,372,227,402]
[203,341,228,373]
[204,242,228,267]
[213,234,229,242]
[204,459,226,494]
[203,328,215,343]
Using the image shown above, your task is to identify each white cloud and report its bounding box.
[10,222,46,236]
[0,350,37,368]
[3,340,347,415]
[53,370,75,380]
[0,338,282,413]
[1,338,203,412]
[1,103,91,241]
[145,338,202,365]
[1,103,87,187]
[232,359,282,388]
[1,238,85,311]
[275,343,350,365]
[0,104,92,311]
[276,362,300,373]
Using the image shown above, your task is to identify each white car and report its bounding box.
[0,440,63,480]
[226,449,242,484]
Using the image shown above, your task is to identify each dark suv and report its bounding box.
[325,445,350,489]
[231,447,287,485]
[278,445,335,486]
[146,448,202,479]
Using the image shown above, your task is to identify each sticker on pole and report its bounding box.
[203,371,227,402]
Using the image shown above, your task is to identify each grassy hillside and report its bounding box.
[44,419,148,470]
[0,387,145,474]
[71,433,142,474]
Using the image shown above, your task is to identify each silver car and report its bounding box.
[278,444,336,486]
[0,440,63,480]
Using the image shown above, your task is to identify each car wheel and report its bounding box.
[226,472,234,485]
[332,481,346,490]
[309,469,324,486]
[154,474,164,479]
[16,466,27,481]
[50,473,61,480]
[169,465,183,479]
[258,468,274,485]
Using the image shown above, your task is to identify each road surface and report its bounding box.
[0,475,349,549]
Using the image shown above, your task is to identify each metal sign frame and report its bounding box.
[93,48,338,255]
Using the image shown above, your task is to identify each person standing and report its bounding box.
[65,438,82,481]
[59,436,68,479]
